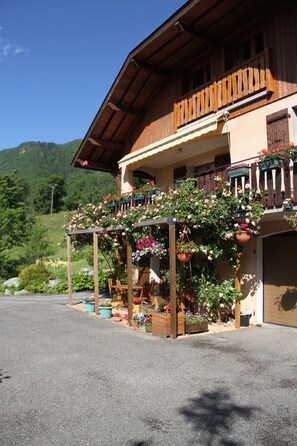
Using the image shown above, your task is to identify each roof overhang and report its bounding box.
[71,0,267,173]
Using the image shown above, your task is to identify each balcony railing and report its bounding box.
[193,156,297,210]
[108,158,297,217]
[173,49,274,132]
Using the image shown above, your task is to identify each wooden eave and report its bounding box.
[71,0,267,173]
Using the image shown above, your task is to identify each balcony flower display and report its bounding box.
[132,235,167,262]
[226,163,250,179]
[285,142,297,162]
[258,146,285,171]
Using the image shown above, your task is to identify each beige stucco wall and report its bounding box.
[228,93,297,163]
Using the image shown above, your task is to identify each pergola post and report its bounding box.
[169,221,177,339]
[127,241,133,323]
[235,253,241,328]
[93,232,99,316]
[67,235,73,306]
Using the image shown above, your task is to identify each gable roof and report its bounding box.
[71,0,266,173]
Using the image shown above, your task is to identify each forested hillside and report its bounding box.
[0,140,118,211]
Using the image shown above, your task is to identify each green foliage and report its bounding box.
[0,173,33,256]
[0,140,118,210]
[22,223,53,263]
[19,261,49,293]
[33,175,66,214]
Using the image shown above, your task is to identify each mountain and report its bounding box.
[0,140,118,209]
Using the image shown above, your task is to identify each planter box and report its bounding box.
[258,157,283,171]
[185,321,208,334]
[152,312,185,338]
[227,166,250,178]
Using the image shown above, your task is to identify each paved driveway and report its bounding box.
[0,294,296,446]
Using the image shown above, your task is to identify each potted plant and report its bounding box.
[234,223,252,244]
[130,314,140,328]
[133,298,141,312]
[99,301,113,319]
[226,163,250,179]
[144,316,152,333]
[104,193,120,209]
[83,295,95,312]
[185,314,208,334]
[131,187,146,205]
[258,146,285,171]
[176,232,198,263]
[112,312,122,322]
[152,304,184,338]
[132,235,167,263]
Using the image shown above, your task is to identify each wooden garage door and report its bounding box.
[263,233,297,327]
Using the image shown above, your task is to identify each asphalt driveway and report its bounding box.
[0,294,296,446]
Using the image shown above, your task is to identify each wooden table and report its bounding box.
[110,284,143,298]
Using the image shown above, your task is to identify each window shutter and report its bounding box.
[266,109,290,149]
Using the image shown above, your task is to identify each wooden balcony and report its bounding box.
[108,159,297,218]
[174,49,274,132]
[193,157,297,210]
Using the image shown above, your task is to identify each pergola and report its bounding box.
[67,217,241,339]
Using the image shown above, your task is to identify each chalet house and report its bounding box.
[71,0,297,329]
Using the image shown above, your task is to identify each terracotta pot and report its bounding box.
[130,319,139,328]
[235,232,251,244]
[177,252,193,262]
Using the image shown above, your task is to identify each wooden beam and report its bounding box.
[93,232,99,316]
[88,137,122,151]
[235,253,241,329]
[127,242,133,324]
[75,159,118,172]
[169,222,177,339]
[175,20,219,46]
[131,58,169,76]
[67,235,73,306]
[107,101,144,116]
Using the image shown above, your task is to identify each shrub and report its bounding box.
[19,261,49,293]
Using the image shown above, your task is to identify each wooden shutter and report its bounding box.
[266,109,290,149]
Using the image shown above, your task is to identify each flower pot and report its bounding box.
[258,157,283,171]
[130,319,139,328]
[99,306,113,319]
[84,302,95,312]
[177,252,193,263]
[145,323,152,333]
[133,304,141,312]
[235,232,251,244]
[227,166,250,178]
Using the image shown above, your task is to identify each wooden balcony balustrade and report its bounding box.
[174,49,274,132]
[108,159,297,217]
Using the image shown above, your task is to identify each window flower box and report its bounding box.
[258,157,283,171]
[226,164,250,179]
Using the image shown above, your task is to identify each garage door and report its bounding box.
[263,233,297,327]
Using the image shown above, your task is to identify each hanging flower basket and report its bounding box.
[235,232,251,244]
[177,252,193,263]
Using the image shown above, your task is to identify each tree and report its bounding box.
[0,173,33,278]
[33,175,66,214]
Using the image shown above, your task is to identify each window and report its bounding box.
[181,62,211,96]
[225,31,264,71]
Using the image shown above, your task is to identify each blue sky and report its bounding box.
[0,1,186,150]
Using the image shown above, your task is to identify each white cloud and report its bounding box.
[0,27,29,61]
